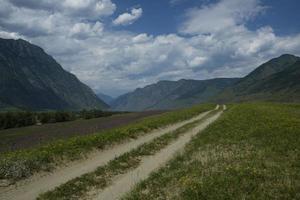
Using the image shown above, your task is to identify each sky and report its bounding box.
[0,0,300,97]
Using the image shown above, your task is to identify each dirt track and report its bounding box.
[0,111,211,200]
[92,109,223,200]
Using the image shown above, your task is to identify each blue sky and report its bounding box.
[248,0,300,35]
[113,0,300,36]
[0,0,300,97]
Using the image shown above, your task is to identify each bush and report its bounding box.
[0,112,36,129]
[79,109,116,119]
[0,110,120,130]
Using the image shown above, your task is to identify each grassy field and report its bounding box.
[0,104,214,182]
[0,111,164,152]
[124,103,300,200]
[38,110,218,200]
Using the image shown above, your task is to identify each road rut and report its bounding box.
[0,110,213,200]
[92,109,223,200]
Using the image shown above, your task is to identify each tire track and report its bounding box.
[0,108,215,200]
[92,108,224,200]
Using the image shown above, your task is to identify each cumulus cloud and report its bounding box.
[9,0,116,18]
[113,8,143,26]
[0,0,300,97]
[0,30,22,39]
[0,0,115,38]
[70,22,104,39]
[180,0,265,35]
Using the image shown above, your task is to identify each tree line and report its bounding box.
[0,110,124,130]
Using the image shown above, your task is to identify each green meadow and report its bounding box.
[124,103,300,200]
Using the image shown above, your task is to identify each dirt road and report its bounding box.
[0,110,212,200]
[92,108,223,200]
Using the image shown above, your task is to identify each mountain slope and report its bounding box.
[217,54,300,102]
[112,78,239,111]
[229,60,300,102]
[97,93,114,105]
[0,38,108,110]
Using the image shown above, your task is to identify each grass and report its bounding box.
[0,111,163,153]
[37,110,218,200]
[124,103,300,200]
[0,104,214,182]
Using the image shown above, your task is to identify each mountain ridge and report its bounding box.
[217,54,300,102]
[112,78,240,111]
[112,54,300,111]
[1,37,298,111]
[0,38,108,111]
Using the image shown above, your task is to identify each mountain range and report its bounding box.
[112,54,300,111]
[0,37,299,112]
[112,78,239,111]
[0,38,108,111]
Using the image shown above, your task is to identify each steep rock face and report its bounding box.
[217,54,300,102]
[0,38,108,110]
[112,78,239,111]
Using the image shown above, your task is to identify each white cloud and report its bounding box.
[132,33,152,43]
[9,0,116,18]
[189,56,207,67]
[70,22,104,39]
[0,30,22,39]
[180,0,265,35]
[113,8,143,26]
[0,0,114,38]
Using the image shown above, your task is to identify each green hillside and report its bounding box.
[218,54,300,102]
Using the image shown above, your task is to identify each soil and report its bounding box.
[0,111,164,152]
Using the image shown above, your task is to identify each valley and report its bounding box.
[1,103,299,200]
[0,37,299,200]
[112,54,300,111]
[0,0,299,199]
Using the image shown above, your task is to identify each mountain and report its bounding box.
[0,38,108,111]
[217,54,300,102]
[97,92,114,105]
[113,54,300,111]
[112,78,239,111]
[249,60,300,101]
